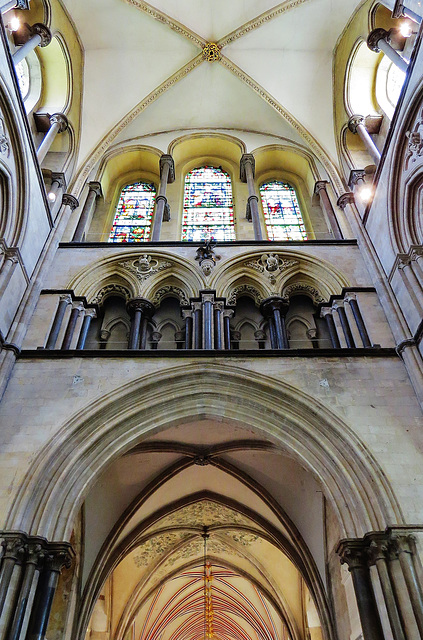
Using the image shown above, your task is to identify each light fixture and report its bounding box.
[48,191,57,203]
[8,16,20,32]
[399,21,413,37]
[357,184,373,203]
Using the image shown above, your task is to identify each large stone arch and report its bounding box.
[6,363,403,542]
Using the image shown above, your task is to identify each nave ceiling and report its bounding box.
[58,0,367,179]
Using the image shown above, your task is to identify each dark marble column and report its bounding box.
[0,533,26,620]
[192,302,202,349]
[76,308,96,350]
[26,543,74,640]
[392,535,423,637]
[61,302,84,350]
[345,293,372,347]
[214,302,224,350]
[151,155,175,241]
[202,293,214,350]
[45,294,72,350]
[366,533,406,640]
[260,297,290,349]
[8,540,45,640]
[72,182,102,242]
[183,311,193,350]
[223,310,233,350]
[314,181,343,239]
[240,154,263,240]
[127,299,154,350]
[337,539,385,640]
[333,300,355,348]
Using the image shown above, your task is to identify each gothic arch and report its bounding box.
[6,363,403,542]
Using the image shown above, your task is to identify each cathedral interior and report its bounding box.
[1,1,423,640]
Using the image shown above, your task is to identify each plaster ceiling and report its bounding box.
[59,0,365,180]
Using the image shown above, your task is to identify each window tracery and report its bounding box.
[109,182,156,243]
[259,181,307,241]
[182,166,235,242]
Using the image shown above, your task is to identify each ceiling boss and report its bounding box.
[202,42,221,62]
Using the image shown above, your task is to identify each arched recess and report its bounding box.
[6,363,403,543]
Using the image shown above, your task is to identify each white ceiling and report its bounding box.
[60,0,364,176]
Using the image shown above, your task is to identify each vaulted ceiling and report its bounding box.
[60,0,366,179]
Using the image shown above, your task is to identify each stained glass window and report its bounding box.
[182,166,235,242]
[15,59,30,100]
[108,182,156,243]
[260,181,307,241]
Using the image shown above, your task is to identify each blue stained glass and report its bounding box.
[182,166,235,242]
[260,181,307,241]
[108,182,156,243]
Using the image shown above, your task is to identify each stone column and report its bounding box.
[37,113,69,164]
[26,543,73,640]
[333,300,356,348]
[367,28,409,73]
[348,116,381,165]
[223,309,233,350]
[367,534,406,640]
[192,302,202,349]
[392,2,422,23]
[183,310,193,350]
[12,23,51,65]
[0,534,26,620]
[321,307,341,348]
[151,155,175,242]
[214,302,224,350]
[398,257,423,316]
[76,308,96,350]
[314,181,343,239]
[1,0,30,13]
[0,250,19,300]
[240,154,263,240]
[127,299,154,350]
[72,182,102,242]
[260,297,290,349]
[337,539,385,640]
[386,542,420,640]
[45,294,72,350]
[7,540,45,640]
[202,292,214,350]
[46,172,66,208]
[61,301,84,350]
[345,293,372,347]
[392,535,423,637]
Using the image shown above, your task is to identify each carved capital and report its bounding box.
[314,180,328,195]
[151,331,162,343]
[365,533,390,565]
[85,308,97,319]
[25,539,47,567]
[367,28,388,52]
[59,294,72,305]
[390,534,416,556]
[50,113,68,133]
[201,292,216,304]
[71,301,85,313]
[348,115,365,134]
[31,22,52,47]
[260,296,290,318]
[332,299,345,311]
[337,192,355,210]
[62,194,79,211]
[127,298,155,317]
[15,0,31,8]
[320,307,333,319]
[50,172,66,189]
[88,181,102,198]
[348,169,367,190]
[337,539,369,570]
[160,154,175,183]
[44,542,74,573]
[1,532,27,562]
[306,328,318,340]
[344,292,357,304]
[240,154,255,182]
[254,330,266,341]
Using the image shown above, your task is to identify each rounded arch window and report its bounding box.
[182,165,235,241]
[259,180,307,241]
[375,57,406,119]
[15,58,29,100]
[108,181,156,243]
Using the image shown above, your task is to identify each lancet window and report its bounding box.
[109,182,156,243]
[260,181,307,241]
[182,166,235,242]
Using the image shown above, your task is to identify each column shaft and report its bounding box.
[315,182,343,239]
[151,156,174,241]
[26,569,59,640]
[72,183,101,242]
[12,33,41,65]
[268,318,277,349]
[223,315,231,350]
[0,254,18,299]
[139,316,148,350]
[45,296,71,350]
[378,37,409,73]
[1,0,18,13]
[357,122,382,164]
[128,309,142,350]
[323,312,341,348]
[76,312,94,350]
[214,307,224,350]
[203,300,213,349]
[335,305,356,348]
[273,308,288,349]
[61,305,82,350]
[244,161,263,241]
[8,560,38,640]
[37,121,60,164]
[193,306,202,349]
[184,315,193,350]
[374,557,406,640]
[402,6,422,23]
[348,297,372,347]
[398,548,423,636]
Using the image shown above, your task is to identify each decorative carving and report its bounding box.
[0,118,10,157]
[240,154,255,182]
[283,283,325,304]
[119,255,172,281]
[133,532,190,568]
[91,284,131,305]
[152,285,189,307]
[49,113,69,133]
[31,23,52,47]
[62,194,79,210]
[367,28,388,53]
[195,240,220,276]
[337,192,355,210]
[160,154,175,183]
[246,254,298,275]
[348,115,365,134]
[194,454,210,466]
[227,284,263,306]
[405,114,423,170]
[202,42,221,62]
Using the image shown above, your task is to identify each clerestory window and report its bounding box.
[259,180,307,241]
[108,181,156,242]
[182,165,235,241]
